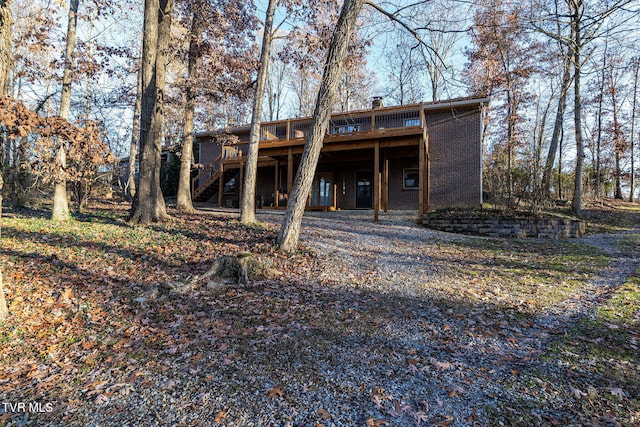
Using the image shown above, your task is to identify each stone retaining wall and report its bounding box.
[422,216,586,238]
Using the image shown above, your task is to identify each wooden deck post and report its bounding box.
[218,163,224,207]
[238,162,244,209]
[383,152,389,212]
[287,148,293,194]
[274,160,280,208]
[374,141,380,221]
[333,183,337,210]
[418,108,430,221]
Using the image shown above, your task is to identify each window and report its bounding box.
[404,118,420,127]
[223,177,236,194]
[311,174,333,206]
[331,124,360,134]
[403,169,419,190]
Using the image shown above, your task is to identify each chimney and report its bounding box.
[372,96,383,109]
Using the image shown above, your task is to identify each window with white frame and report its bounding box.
[403,168,419,190]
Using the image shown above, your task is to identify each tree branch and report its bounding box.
[364,0,447,68]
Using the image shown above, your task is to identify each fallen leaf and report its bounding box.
[214,410,226,422]
[318,408,331,420]
[436,415,454,426]
[608,387,626,397]
[94,393,109,404]
[365,418,388,427]
[267,384,284,398]
[430,358,452,370]
[448,384,465,398]
[570,386,587,399]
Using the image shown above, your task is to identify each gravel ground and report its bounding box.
[4,209,638,427]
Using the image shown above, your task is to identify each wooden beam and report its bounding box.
[418,108,430,220]
[218,164,224,207]
[425,126,431,213]
[287,148,293,195]
[238,162,244,206]
[374,141,380,221]
[383,153,389,212]
[274,160,279,208]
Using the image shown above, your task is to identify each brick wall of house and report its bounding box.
[427,109,482,210]
[388,158,419,209]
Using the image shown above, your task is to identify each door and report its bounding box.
[311,173,333,207]
[356,171,373,209]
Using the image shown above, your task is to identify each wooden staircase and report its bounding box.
[192,154,222,203]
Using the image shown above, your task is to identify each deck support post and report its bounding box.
[238,162,244,209]
[274,160,280,208]
[218,163,224,207]
[374,141,380,221]
[287,148,293,195]
[418,108,430,221]
[383,152,389,212]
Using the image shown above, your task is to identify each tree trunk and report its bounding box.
[0,0,11,95]
[570,0,584,216]
[0,173,6,321]
[128,60,143,198]
[129,0,173,225]
[541,55,572,197]
[52,0,79,221]
[595,50,606,200]
[277,0,364,252]
[0,0,10,320]
[176,9,202,214]
[240,0,277,224]
[611,78,623,200]
[629,58,638,202]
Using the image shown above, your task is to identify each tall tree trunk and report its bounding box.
[128,64,143,198]
[0,0,11,95]
[611,80,623,200]
[176,9,203,213]
[630,58,638,202]
[240,0,277,224]
[129,0,173,225]
[277,0,365,252]
[595,50,606,199]
[52,0,79,221]
[0,0,12,321]
[541,55,572,197]
[570,0,584,216]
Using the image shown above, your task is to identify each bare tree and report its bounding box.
[128,0,174,224]
[127,62,142,198]
[176,3,205,214]
[0,0,12,322]
[277,0,365,252]
[240,0,277,224]
[52,0,79,221]
[629,56,639,202]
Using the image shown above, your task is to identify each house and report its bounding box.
[192,96,489,218]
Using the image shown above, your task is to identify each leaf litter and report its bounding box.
[0,202,638,426]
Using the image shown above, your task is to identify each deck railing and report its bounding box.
[257,106,423,143]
